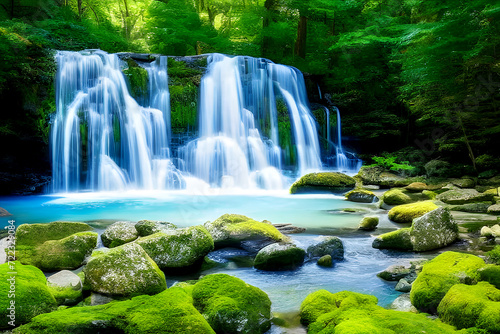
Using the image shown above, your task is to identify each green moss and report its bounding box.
[487,245,500,265]
[15,286,215,334]
[254,242,306,270]
[436,189,495,205]
[290,172,356,194]
[135,220,176,236]
[169,83,198,132]
[317,255,333,267]
[372,228,412,250]
[205,214,287,247]
[15,221,93,246]
[48,285,82,306]
[409,208,458,252]
[191,274,272,334]
[410,251,485,313]
[388,201,439,224]
[123,66,148,99]
[358,216,379,230]
[0,262,57,329]
[478,264,500,289]
[345,188,377,203]
[381,188,412,205]
[136,226,214,269]
[437,282,500,332]
[84,243,167,296]
[447,202,492,213]
[423,190,438,199]
[16,228,98,271]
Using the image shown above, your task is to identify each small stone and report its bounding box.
[317,255,333,267]
[395,278,412,292]
[358,216,379,231]
[390,293,418,313]
[90,292,115,306]
[481,226,494,238]
[307,236,344,260]
[377,265,411,281]
[492,224,500,237]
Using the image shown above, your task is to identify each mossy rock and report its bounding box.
[436,189,495,205]
[191,274,271,334]
[16,224,97,271]
[388,201,438,224]
[14,286,215,334]
[135,226,214,270]
[410,251,485,313]
[437,282,500,332]
[478,264,500,289]
[254,242,305,270]
[344,188,377,203]
[377,265,411,281]
[356,167,421,187]
[358,216,379,230]
[410,208,458,252]
[122,66,148,100]
[47,270,83,306]
[290,172,355,194]
[0,262,57,329]
[446,202,492,213]
[135,220,176,237]
[405,182,428,192]
[84,243,166,296]
[381,188,413,205]
[317,255,333,267]
[101,221,138,248]
[487,203,500,214]
[372,228,412,250]
[451,178,476,189]
[487,245,500,265]
[204,214,287,249]
[306,236,344,260]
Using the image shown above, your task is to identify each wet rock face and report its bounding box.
[307,236,344,261]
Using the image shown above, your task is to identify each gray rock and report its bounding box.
[47,270,82,290]
[481,226,494,238]
[345,189,377,203]
[101,221,138,248]
[451,178,476,188]
[0,207,12,217]
[307,236,344,261]
[377,265,411,281]
[487,203,500,214]
[395,279,412,292]
[135,220,176,237]
[90,293,115,306]
[0,238,8,264]
[436,189,494,205]
[254,242,305,270]
[390,293,417,313]
[410,208,458,251]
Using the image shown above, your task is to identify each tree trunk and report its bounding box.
[77,0,83,19]
[262,0,277,58]
[295,15,307,59]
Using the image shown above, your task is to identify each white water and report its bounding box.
[52,51,356,192]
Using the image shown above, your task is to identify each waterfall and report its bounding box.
[51,51,333,192]
[51,50,183,192]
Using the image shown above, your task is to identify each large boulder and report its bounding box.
[15,222,97,271]
[254,242,305,270]
[388,201,438,224]
[356,166,419,187]
[410,208,458,252]
[0,262,57,329]
[101,221,138,248]
[306,236,344,261]
[299,290,458,334]
[191,274,272,333]
[437,282,500,332]
[446,202,492,213]
[290,172,355,194]
[84,243,166,296]
[135,220,176,236]
[15,286,215,334]
[410,251,485,313]
[373,208,458,252]
[47,270,83,305]
[344,189,377,203]
[436,189,494,205]
[204,214,288,250]
[136,226,214,270]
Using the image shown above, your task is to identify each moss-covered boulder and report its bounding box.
[388,201,439,224]
[290,172,355,194]
[358,216,379,230]
[372,228,412,250]
[0,262,57,329]
[254,242,305,270]
[436,189,494,205]
[204,214,287,249]
[488,203,500,214]
[15,286,215,334]
[410,208,458,251]
[344,189,377,203]
[15,221,97,271]
[356,166,420,187]
[446,201,492,213]
[451,178,476,189]
[487,245,500,265]
[410,251,485,313]
[135,220,176,237]
[84,243,166,296]
[381,188,413,205]
[101,221,138,248]
[377,264,411,281]
[405,182,428,192]
[300,290,458,334]
[478,264,500,289]
[317,255,333,267]
[306,236,344,260]
[135,226,214,270]
[191,274,271,333]
[47,270,83,306]
[437,282,500,332]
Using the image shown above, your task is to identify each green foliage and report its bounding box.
[487,245,500,265]
[368,154,414,171]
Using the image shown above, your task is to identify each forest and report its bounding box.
[0,0,499,183]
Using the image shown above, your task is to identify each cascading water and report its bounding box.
[51,50,183,192]
[52,51,338,192]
